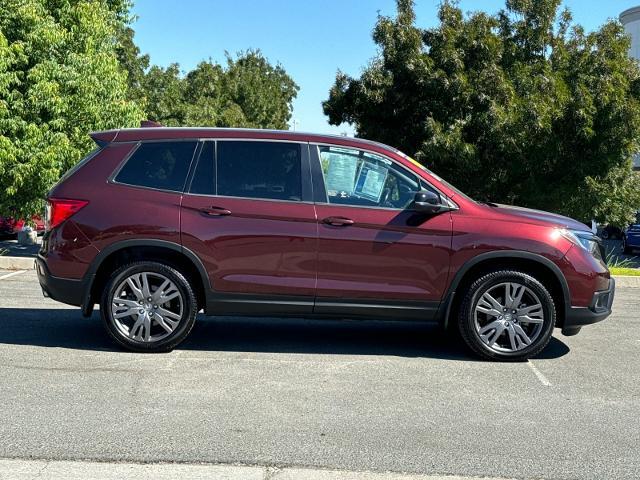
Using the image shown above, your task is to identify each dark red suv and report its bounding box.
[36,127,614,360]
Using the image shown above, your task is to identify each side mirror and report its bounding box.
[412,190,449,214]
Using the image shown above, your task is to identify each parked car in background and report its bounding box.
[0,216,44,237]
[598,224,623,240]
[37,127,614,361]
[622,212,640,254]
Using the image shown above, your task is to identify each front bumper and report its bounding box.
[562,277,615,336]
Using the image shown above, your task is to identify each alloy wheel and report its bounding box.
[110,271,184,343]
[473,282,545,353]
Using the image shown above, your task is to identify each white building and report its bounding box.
[620,6,640,170]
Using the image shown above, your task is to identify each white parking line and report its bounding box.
[527,360,552,386]
[0,270,27,281]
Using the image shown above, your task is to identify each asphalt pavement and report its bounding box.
[0,269,639,480]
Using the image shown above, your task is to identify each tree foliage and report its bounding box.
[0,0,143,218]
[141,51,299,130]
[0,0,299,219]
[324,0,640,225]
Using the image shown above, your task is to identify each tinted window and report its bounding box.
[217,141,301,201]
[318,146,423,209]
[189,142,215,195]
[115,141,197,192]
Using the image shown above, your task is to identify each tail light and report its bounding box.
[45,198,89,230]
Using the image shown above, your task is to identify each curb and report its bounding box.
[1,254,639,287]
[0,256,34,271]
[612,275,640,288]
[0,459,515,480]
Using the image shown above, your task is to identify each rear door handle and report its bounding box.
[200,206,231,216]
[322,216,354,226]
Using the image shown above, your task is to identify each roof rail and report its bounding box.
[140,120,163,128]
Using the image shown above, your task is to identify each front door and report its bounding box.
[181,140,317,315]
[311,144,452,320]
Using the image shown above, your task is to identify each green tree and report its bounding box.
[143,50,299,130]
[0,0,143,218]
[324,0,640,226]
[143,63,186,125]
[115,25,150,104]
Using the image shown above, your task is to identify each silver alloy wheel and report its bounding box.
[111,272,184,343]
[473,282,544,353]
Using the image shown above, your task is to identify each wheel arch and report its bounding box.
[83,240,210,316]
[441,251,571,330]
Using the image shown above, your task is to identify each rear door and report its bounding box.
[310,144,452,319]
[181,140,318,314]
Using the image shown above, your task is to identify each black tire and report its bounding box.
[458,270,556,361]
[622,238,632,255]
[100,261,198,353]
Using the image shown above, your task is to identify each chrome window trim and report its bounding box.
[183,192,316,206]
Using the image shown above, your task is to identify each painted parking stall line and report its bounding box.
[527,360,552,386]
[0,270,27,281]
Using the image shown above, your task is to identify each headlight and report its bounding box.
[557,228,603,260]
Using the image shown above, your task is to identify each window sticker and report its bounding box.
[354,161,388,202]
[325,153,358,194]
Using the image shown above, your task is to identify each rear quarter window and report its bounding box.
[114,141,198,192]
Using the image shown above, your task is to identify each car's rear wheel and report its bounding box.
[100,261,197,352]
[458,270,555,361]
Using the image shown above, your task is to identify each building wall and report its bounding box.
[621,6,640,170]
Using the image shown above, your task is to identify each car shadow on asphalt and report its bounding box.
[0,308,570,361]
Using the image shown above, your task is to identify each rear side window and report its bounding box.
[115,141,197,192]
[217,141,301,201]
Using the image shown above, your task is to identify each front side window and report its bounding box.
[318,146,423,209]
[217,141,302,201]
[115,141,197,192]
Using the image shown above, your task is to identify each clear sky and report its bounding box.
[131,0,640,135]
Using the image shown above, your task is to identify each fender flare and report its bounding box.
[439,250,571,329]
[81,239,211,315]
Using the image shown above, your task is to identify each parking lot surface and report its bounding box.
[0,269,639,480]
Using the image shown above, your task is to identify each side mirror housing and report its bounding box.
[412,191,450,214]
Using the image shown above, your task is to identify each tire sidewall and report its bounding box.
[460,271,556,361]
[100,262,197,352]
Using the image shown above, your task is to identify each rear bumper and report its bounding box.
[35,256,84,307]
[562,277,615,335]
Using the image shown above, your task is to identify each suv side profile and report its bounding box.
[36,128,614,361]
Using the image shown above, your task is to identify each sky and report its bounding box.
[131,0,640,135]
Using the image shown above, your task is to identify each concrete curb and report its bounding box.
[0,255,34,270]
[1,254,639,288]
[613,275,640,288]
[0,459,516,480]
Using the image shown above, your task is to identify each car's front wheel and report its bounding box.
[458,270,556,361]
[100,261,198,352]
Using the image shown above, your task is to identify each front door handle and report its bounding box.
[322,216,354,226]
[200,206,231,216]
